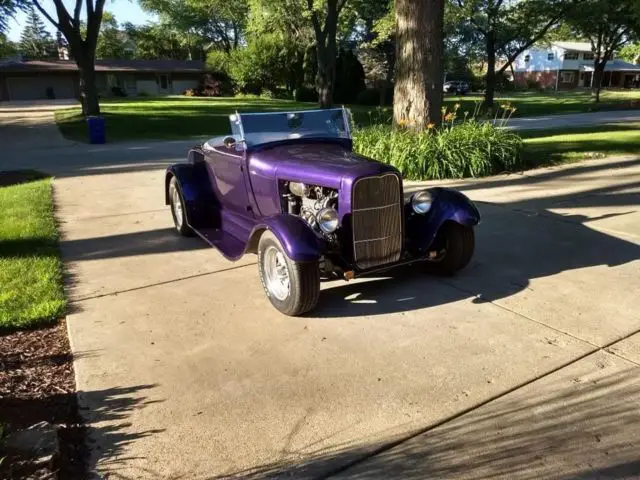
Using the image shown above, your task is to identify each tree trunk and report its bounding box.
[316,43,336,108]
[393,0,445,129]
[592,60,606,103]
[484,31,496,113]
[77,58,100,116]
[313,1,339,109]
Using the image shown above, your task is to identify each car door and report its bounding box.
[204,145,254,217]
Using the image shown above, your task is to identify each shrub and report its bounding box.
[229,34,287,94]
[111,86,127,97]
[294,86,318,102]
[526,78,541,90]
[334,49,366,103]
[206,50,231,76]
[352,120,523,180]
[195,73,234,97]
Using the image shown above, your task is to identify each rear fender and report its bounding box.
[406,187,480,256]
[165,152,219,229]
[247,214,322,263]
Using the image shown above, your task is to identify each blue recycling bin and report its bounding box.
[87,115,106,144]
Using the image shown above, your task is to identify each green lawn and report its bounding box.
[521,123,640,165]
[55,90,640,143]
[56,96,317,142]
[0,173,66,330]
[445,89,640,118]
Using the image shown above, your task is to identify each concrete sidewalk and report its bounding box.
[0,99,77,151]
[505,109,640,131]
[53,154,640,479]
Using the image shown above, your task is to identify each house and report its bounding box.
[0,59,205,101]
[513,41,640,90]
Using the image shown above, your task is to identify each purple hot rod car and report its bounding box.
[165,108,480,316]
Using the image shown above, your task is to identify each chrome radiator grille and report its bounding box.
[352,173,403,269]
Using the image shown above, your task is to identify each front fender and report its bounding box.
[406,187,480,255]
[249,214,322,263]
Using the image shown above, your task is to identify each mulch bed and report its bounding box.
[0,320,86,479]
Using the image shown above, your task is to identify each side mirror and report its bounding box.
[223,136,236,148]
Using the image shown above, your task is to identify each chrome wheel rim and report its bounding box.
[264,246,290,301]
[171,187,183,229]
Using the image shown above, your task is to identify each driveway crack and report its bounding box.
[71,262,257,303]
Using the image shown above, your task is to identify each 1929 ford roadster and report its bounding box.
[165,108,480,316]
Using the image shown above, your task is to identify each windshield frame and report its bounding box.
[229,107,352,150]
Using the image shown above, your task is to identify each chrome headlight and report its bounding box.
[411,190,433,214]
[317,208,339,233]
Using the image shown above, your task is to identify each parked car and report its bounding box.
[443,80,470,95]
[165,108,480,316]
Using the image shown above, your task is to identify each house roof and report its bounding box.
[606,59,640,72]
[551,41,593,52]
[579,59,640,72]
[0,59,206,73]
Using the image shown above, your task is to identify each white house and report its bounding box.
[513,41,640,90]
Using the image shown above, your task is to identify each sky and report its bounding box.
[7,0,157,41]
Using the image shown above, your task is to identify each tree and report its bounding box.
[228,34,289,93]
[566,0,640,102]
[139,0,247,57]
[19,5,56,58]
[0,32,18,56]
[247,0,314,95]
[32,0,106,115]
[452,0,571,110]
[95,12,127,59]
[124,22,191,60]
[393,0,445,128]
[619,42,640,64]
[305,0,349,108]
[1,0,27,34]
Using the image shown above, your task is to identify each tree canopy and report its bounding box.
[18,4,56,58]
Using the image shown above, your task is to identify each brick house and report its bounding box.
[513,41,640,90]
[0,59,205,101]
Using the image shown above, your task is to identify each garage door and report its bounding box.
[7,76,75,100]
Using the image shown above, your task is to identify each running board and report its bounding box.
[193,227,246,261]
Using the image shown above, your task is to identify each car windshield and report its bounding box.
[229,108,351,147]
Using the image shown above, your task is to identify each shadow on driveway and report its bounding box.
[217,367,640,479]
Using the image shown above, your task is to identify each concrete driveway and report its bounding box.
[0,99,78,151]
[41,148,639,479]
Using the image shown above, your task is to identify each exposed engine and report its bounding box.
[282,181,339,238]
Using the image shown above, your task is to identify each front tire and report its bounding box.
[169,176,193,236]
[258,231,320,316]
[427,222,475,276]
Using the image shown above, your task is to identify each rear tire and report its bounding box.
[427,222,475,276]
[258,231,320,316]
[169,176,193,237]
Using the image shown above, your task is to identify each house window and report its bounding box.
[524,54,531,62]
[548,53,554,61]
[560,71,575,83]
[564,51,579,60]
[583,52,595,61]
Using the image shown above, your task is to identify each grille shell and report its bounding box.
[351,173,403,269]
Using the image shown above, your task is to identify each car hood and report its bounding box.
[248,141,398,189]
